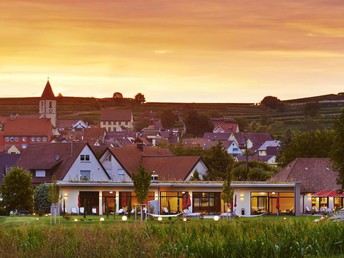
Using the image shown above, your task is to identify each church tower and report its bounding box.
[39,80,57,127]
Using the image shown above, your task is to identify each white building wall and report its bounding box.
[184,161,208,181]
[63,146,109,182]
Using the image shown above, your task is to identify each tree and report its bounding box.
[184,110,212,137]
[231,161,277,181]
[0,167,33,213]
[132,163,151,203]
[331,109,344,190]
[134,93,146,104]
[203,141,234,180]
[48,176,60,224]
[161,109,178,129]
[260,96,285,110]
[34,184,51,216]
[132,163,151,221]
[221,169,233,214]
[277,129,334,166]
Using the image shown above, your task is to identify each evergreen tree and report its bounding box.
[203,141,234,180]
[34,184,51,215]
[132,163,151,204]
[221,169,233,213]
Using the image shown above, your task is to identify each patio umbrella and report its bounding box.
[276,193,280,215]
[182,193,191,210]
[234,194,237,208]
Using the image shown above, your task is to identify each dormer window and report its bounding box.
[35,170,46,178]
[80,155,90,162]
[151,171,158,182]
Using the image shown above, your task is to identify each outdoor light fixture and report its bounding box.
[74,219,78,222]
[122,215,128,221]
[183,217,187,222]
[158,216,162,221]
[100,217,105,221]
[110,191,113,194]
[214,215,220,221]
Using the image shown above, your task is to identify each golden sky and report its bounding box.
[1,0,344,102]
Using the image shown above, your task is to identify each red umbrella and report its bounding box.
[182,193,191,210]
[276,193,280,211]
[234,194,237,208]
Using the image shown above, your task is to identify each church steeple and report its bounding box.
[39,80,57,127]
[41,80,55,100]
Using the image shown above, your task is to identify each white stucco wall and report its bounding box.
[184,160,208,181]
[63,145,109,182]
[100,150,132,182]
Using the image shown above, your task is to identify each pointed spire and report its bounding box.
[41,80,55,99]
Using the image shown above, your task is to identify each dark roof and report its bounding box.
[203,132,231,141]
[41,80,55,99]
[109,144,173,175]
[0,153,21,184]
[100,109,132,121]
[271,158,340,193]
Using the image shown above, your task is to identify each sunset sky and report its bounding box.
[1,0,344,103]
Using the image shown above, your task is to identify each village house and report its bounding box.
[211,118,240,133]
[100,109,134,131]
[271,158,343,214]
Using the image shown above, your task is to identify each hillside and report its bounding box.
[0,94,343,138]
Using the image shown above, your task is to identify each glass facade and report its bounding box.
[251,192,294,215]
[192,192,221,214]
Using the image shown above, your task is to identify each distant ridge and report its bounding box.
[283,93,344,104]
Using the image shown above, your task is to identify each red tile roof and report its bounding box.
[109,145,173,176]
[3,118,53,137]
[41,80,55,99]
[142,156,202,180]
[100,109,132,121]
[271,158,340,193]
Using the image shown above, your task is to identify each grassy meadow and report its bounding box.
[0,215,343,258]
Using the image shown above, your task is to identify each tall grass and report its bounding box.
[0,218,343,257]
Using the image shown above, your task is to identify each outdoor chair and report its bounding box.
[71,207,77,215]
[115,208,124,215]
[92,208,97,215]
[80,207,85,214]
[182,209,201,218]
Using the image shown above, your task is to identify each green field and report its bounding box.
[0,215,343,257]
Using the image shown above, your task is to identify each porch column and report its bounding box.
[99,192,103,215]
[189,192,193,212]
[294,182,301,216]
[116,190,120,212]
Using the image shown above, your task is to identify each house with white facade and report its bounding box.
[100,109,134,131]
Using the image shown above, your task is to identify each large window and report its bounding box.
[118,192,154,211]
[80,170,91,180]
[251,192,295,215]
[193,192,221,215]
